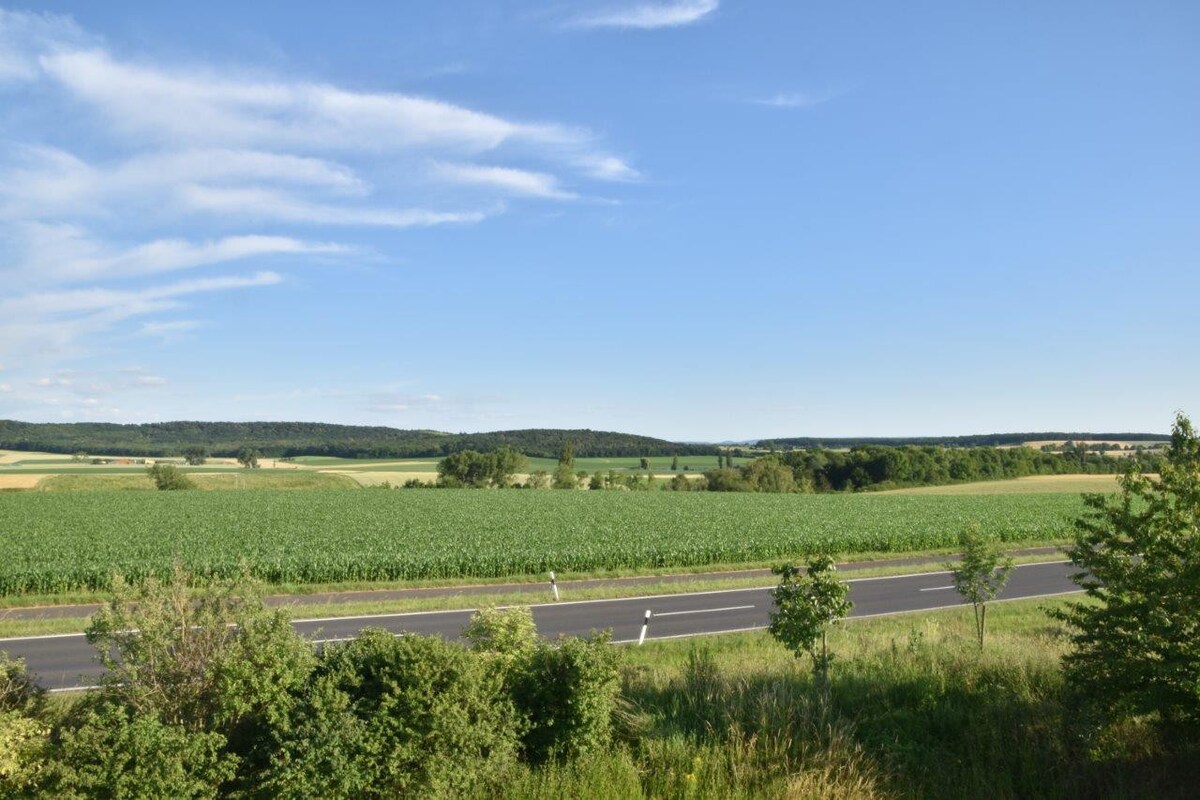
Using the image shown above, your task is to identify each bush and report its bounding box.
[41,702,234,799]
[509,634,622,764]
[266,630,520,798]
[147,463,195,491]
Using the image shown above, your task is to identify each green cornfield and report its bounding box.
[0,490,1084,595]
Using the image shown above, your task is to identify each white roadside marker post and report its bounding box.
[638,609,652,645]
[549,571,560,601]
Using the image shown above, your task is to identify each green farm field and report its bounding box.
[0,490,1081,596]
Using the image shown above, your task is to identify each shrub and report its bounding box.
[41,702,234,799]
[509,634,622,764]
[267,630,520,798]
[147,463,195,490]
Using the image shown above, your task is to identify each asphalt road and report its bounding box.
[0,560,1080,691]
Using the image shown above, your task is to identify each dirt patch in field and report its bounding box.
[0,474,47,489]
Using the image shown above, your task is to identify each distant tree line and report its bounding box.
[697,445,1160,493]
[756,432,1166,450]
[0,420,715,460]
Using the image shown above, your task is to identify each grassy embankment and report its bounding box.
[488,597,1198,799]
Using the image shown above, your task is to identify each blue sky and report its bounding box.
[0,1,1196,440]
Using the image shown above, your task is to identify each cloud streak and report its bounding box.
[571,0,718,30]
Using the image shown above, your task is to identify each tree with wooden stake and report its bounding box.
[949,524,1013,650]
[768,555,852,692]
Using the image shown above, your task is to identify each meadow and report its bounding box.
[0,490,1081,596]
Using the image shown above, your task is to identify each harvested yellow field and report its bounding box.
[0,474,48,489]
[338,471,441,487]
[878,474,1125,495]
[0,450,67,464]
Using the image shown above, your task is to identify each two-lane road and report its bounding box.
[0,560,1080,691]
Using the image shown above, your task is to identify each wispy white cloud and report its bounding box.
[137,320,202,339]
[431,162,577,199]
[7,222,348,284]
[571,0,718,30]
[178,185,490,227]
[0,8,639,395]
[0,272,281,363]
[751,91,836,109]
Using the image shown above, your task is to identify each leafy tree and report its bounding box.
[717,453,725,469]
[147,463,195,491]
[769,556,852,690]
[948,524,1013,650]
[639,457,650,470]
[236,447,261,469]
[558,442,575,470]
[1054,412,1200,733]
[437,450,494,487]
[526,470,549,489]
[490,446,528,488]
[589,472,605,490]
[671,455,679,471]
[740,456,796,493]
[182,446,208,466]
[552,463,577,489]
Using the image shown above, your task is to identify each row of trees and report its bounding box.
[0,572,620,797]
[699,445,1155,494]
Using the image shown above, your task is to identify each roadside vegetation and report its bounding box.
[0,414,1196,797]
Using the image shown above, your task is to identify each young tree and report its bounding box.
[147,463,195,491]
[1054,412,1200,733]
[182,446,208,466]
[768,555,852,690]
[558,442,575,471]
[236,447,261,469]
[552,463,577,490]
[671,455,679,471]
[717,453,725,469]
[639,457,650,471]
[949,524,1013,650]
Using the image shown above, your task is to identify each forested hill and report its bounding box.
[755,432,1166,450]
[0,420,715,459]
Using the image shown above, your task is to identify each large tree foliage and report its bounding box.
[437,447,527,488]
[1055,412,1200,732]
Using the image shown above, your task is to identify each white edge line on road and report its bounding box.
[613,625,768,644]
[0,561,1077,644]
[848,589,1084,621]
[919,586,955,592]
[844,560,1072,584]
[612,589,1085,644]
[653,604,755,617]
